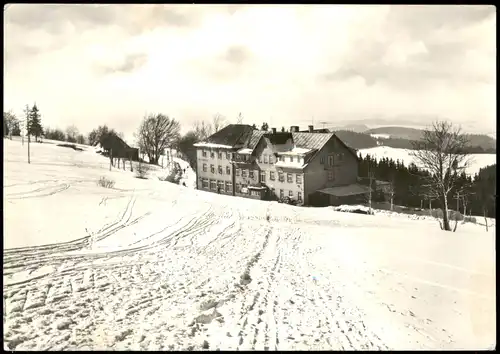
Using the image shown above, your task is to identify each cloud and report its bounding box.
[2,5,496,138]
[321,5,496,90]
[94,52,149,75]
[222,45,252,65]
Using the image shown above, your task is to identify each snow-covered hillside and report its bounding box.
[3,138,495,350]
[359,146,496,176]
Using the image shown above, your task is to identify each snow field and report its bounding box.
[3,138,496,350]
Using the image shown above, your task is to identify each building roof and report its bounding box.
[263,132,293,145]
[200,124,255,148]
[198,125,358,162]
[247,130,265,149]
[318,184,371,197]
[292,132,334,151]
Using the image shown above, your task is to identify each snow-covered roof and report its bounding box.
[278,147,313,155]
[237,148,253,154]
[193,142,234,149]
[318,184,371,197]
[275,161,307,170]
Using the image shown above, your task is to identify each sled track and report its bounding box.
[3,196,141,269]
[5,182,70,200]
[3,202,216,290]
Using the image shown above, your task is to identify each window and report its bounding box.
[297,192,302,202]
[328,170,335,181]
[226,166,231,175]
[271,188,275,196]
[210,180,217,190]
[210,164,215,174]
[202,150,207,158]
[278,172,284,182]
[260,171,266,182]
[290,156,294,163]
[226,152,231,160]
[218,181,224,191]
[211,151,215,159]
[270,171,275,181]
[338,153,344,161]
[296,174,302,184]
[320,156,325,164]
[289,190,293,197]
[287,173,292,183]
[218,151,223,159]
[252,190,260,196]
[297,157,302,164]
[258,155,262,163]
[263,155,268,163]
[236,183,241,192]
[242,169,247,178]
[249,170,254,179]
[280,189,284,198]
[202,163,207,172]
[218,165,223,174]
[269,155,274,164]
[225,181,232,192]
[328,155,334,166]
[280,156,285,162]
[236,168,241,177]
[202,179,209,189]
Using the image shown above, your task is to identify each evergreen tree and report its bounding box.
[261,122,269,131]
[28,104,43,141]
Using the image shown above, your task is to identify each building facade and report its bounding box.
[194,124,362,206]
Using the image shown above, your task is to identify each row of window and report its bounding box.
[200,149,304,165]
[202,164,232,175]
[201,179,233,192]
[258,154,302,164]
[200,179,302,202]
[235,169,303,184]
[200,165,304,184]
[235,183,302,202]
[202,150,233,160]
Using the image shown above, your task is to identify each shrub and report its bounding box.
[136,161,149,179]
[463,216,477,224]
[97,176,115,188]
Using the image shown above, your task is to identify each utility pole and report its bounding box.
[24,105,31,164]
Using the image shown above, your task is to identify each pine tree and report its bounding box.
[28,104,43,142]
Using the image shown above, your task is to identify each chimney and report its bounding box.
[290,126,299,133]
[271,127,277,134]
[308,125,314,133]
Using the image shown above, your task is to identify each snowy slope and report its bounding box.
[3,138,496,350]
[359,146,496,176]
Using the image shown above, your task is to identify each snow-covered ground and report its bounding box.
[359,146,496,176]
[370,133,391,139]
[3,138,496,350]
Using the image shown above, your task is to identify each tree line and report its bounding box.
[359,153,496,219]
[4,105,87,144]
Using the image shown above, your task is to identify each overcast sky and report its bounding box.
[4,4,496,142]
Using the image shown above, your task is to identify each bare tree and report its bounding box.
[193,120,213,141]
[410,121,472,231]
[137,113,180,165]
[212,113,227,133]
[66,125,79,143]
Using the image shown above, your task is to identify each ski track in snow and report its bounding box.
[3,139,496,350]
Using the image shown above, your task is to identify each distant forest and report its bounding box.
[358,154,496,218]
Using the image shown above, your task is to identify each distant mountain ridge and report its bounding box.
[330,126,496,153]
